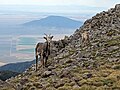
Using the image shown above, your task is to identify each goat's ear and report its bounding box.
[44,37,47,40]
[51,36,53,39]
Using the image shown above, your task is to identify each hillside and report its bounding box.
[0,60,35,73]
[0,80,15,90]
[2,4,120,90]
[0,71,20,81]
[23,16,83,29]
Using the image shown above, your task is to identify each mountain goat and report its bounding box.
[81,31,90,45]
[35,34,53,71]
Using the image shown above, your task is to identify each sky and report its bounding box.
[0,0,119,25]
[0,0,120,8]
[0,0,119,24]
[0,0,120,26]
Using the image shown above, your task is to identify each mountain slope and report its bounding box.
[23,16,83,29]
[0,60,35,73]
[0,80,15,90]
[5,4,120,90]
[0,71,20,81]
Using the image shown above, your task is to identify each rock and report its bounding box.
[33,82,43,88]
[65,59,73,63]
[48,66,55,70]
[112,65,120,70]
[16,83,23,90]
[108,58,119,62]
[73,85,80,89]
[59,69,70,78]
[82,73,92,79]
[41,71,52,78]
[108,46,119,52]
[54,80,65,88]
[72,77,81,82]
[115,4,120,11]
[20,78,29,85]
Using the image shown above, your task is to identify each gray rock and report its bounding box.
[48,66,55,70]
[73,85,80,89]
[42,71,52,78]
[109,46,119,51]
[108,58,119,62]
[82,73,92,79]
[54,80,65,88]
[115,4,120,10]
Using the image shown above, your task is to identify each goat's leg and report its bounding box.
[85,38,90,46]
[82,38,85,47]
[88,38,90,45]
[41,55,44,68]
[36,55,38,71]
[84,40,86,46]
[45,56,48,67]
[81,37,84,43]
[42,56,45,68]
[43,57,46,68]
[85,39,88,46]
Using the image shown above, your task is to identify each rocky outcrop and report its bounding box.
[3,4,120,90]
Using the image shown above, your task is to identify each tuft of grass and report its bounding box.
[112,65,120,70]
[102,79,114,86]
[105,39,120,47]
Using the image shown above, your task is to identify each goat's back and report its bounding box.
[35,43,44,54]
[35,42,48,53]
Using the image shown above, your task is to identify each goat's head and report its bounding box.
[44,34,53,44]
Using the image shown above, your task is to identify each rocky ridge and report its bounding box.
[2,4,120,90]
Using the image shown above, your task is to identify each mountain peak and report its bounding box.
[44,15,73,20]
[23,16,83,29]
[45,15,66,18]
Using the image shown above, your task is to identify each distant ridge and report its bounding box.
[23,16,83,29]
[0,60,35,73]
[0,70,20,81]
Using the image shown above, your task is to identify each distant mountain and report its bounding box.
[0,70,20,81]
[0,60,35,73]
[23,16,83,29]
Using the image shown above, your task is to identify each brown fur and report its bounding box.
[81,31,90,45]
